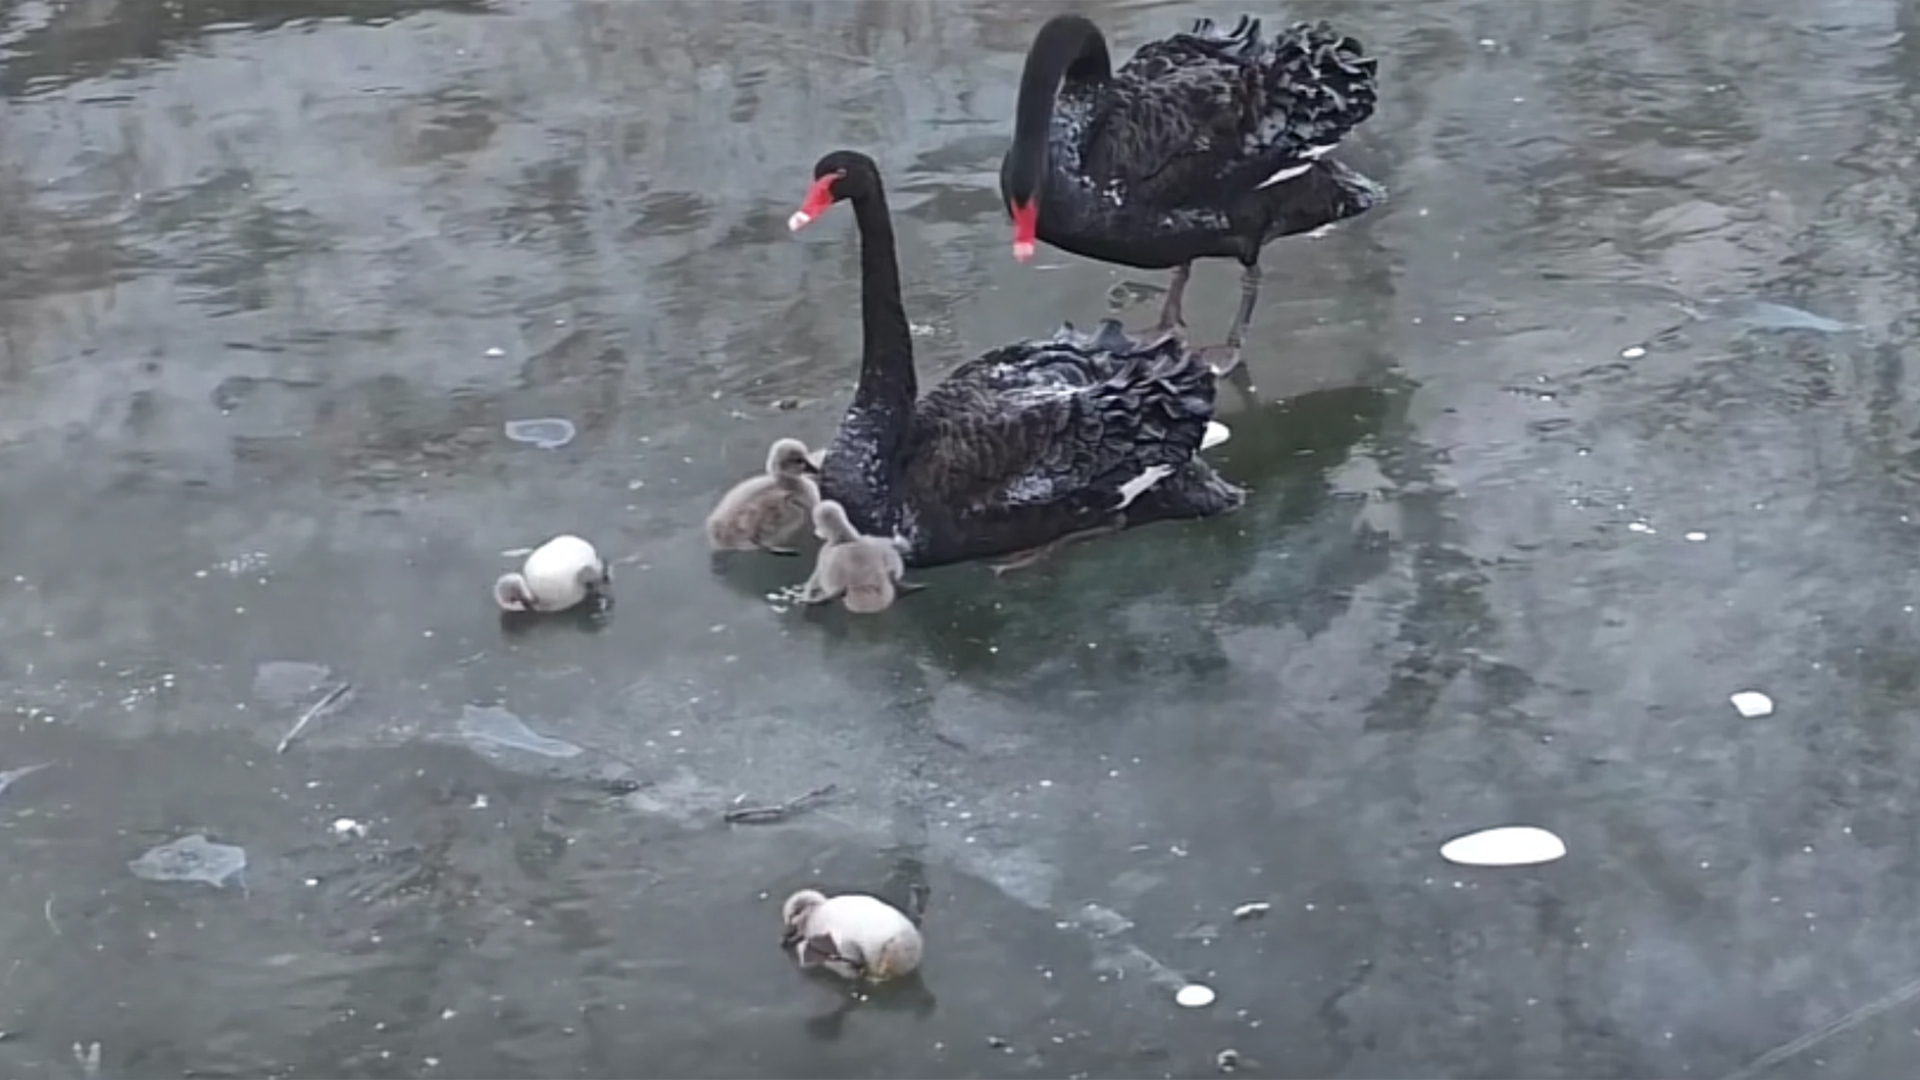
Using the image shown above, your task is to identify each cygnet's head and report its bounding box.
[812,500,857,543]
[781,888,829,941]
[493,572,535,612]
[767,438,819,479]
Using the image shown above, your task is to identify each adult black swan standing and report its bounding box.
[786,150,1244,575]
[1000,13,1383,377]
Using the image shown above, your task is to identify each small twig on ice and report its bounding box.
[276,683,351,754]
[723,783,838,825]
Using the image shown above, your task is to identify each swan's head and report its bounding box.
[767,437,819,479]
[812,499,858,544]
[789,150,879,233]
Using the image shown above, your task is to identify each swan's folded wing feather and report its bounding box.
[903,337,1215,515]
[1100,17,1378,204]
[1095,45,1254,205]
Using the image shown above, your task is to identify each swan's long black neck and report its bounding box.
[847,179,916,412]
[1007,15,1111,202]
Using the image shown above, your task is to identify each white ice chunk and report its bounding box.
[1439,825,1567,868]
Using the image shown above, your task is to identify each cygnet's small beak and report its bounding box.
[800,458,821,476]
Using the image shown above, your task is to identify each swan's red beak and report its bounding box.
[789,175,838,233]
[1010,198,1038,263]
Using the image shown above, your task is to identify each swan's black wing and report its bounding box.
[1090,16,1379,207]
[902,321,1216,516]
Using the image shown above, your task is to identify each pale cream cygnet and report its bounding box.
[780,888,924,983]
[493,534,610,613]
[706,437,822,556]
[799,500,923,613]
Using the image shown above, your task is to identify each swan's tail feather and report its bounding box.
[1125,458,1246,523]
[1248,22,1378,151]
[1075,332,1223,515]
[1049,317,1152,358]
[1087,317,1136,355]
[1187,14,1260,49]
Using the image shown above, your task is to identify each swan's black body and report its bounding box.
[795,151,1243,570]
[1001,14,1382,368]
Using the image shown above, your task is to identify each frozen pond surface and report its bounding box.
[5,0,1920,1077]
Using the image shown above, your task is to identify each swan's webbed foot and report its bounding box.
[756,543,802,557]
[987,519,1126,577]
[988,547,1053,577]
[1193,262,1262,377]
[1193,343,1243,378]
[895,580,929,597]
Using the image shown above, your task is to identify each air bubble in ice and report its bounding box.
[128,834,247,887]
[504,418,575,450]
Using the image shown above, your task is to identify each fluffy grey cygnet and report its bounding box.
[493,534,610,613]
[706,438,822,556]
[799,500,924,613]
[780,888,925,983]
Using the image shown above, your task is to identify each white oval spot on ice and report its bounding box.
[1175,983,1216,1008]
[1730,691,1774,718]
[1439,825,1567,868]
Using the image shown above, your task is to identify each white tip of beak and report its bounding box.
[1012,240,1035,263]
[788,211,813,232]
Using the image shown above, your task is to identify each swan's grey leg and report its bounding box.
[1156,263,1192,331]
[987,517,1126,577]
[1194,262,1260,377]
[1129,263,1192,349]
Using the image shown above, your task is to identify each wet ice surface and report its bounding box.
[5,0,1920,1078]
[251,661,332,706]
[454,704,584,760]
[126,835,247,888]
[1692,298,1861,335]
[0,763,52,803]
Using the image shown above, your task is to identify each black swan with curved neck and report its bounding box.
[1001,13,1382,376]
[788,150,1243,573]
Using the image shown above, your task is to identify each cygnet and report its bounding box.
[780,887,926,983]
[799,500,923,613]
[493,534,610,613]
[706,438,821,556]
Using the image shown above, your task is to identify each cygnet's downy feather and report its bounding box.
[493,534,610,613]
[706,437,822,556]
[780,888,924,983]
[800,500,923,613]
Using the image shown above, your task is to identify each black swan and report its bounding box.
[787,150,1244,574]
[1000,13,1383,376]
